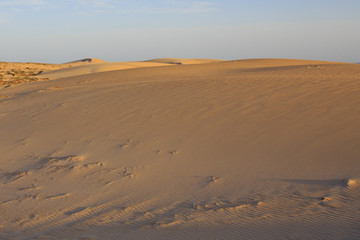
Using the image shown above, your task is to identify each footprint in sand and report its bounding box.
[119,139,134,149]
[35,155,84,175]
[169,150,177,156]
[119,143,129,149]
[207,176,221,184]
[123,168,135,178]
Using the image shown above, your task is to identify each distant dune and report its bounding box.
[37,58,341,80]
[1,58,360,239]
[37,61,173,79]
[63,58,107,66]
[145,58,226,65]
[36,58,228,80]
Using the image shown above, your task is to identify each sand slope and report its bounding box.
[0,58,104,87]
[38,61,173,80]
[145,58,226,64]
[64,58,107,66]
[38,58,227,80]
[0,62,63,87]
[0,59,360,239]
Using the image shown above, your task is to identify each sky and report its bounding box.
[0,0,360,63]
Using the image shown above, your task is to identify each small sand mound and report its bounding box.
[346,179,358,188]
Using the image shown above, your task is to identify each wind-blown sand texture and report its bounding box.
[0,58,360,239]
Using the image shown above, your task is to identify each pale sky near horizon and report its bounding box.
[1,0,359,63]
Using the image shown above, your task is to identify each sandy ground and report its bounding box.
[0,58,100,88]
[0,58,225,86]
[0,62,56,87]
[0,58,360,239]
[37,58,225,80]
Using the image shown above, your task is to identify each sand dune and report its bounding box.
[64,58,107,66]
[0,58,106,87]
[145,58,226,65]
[37,58,337,81]
[38,61,173,80]
[0,59,360,239]
[38,58,227,80]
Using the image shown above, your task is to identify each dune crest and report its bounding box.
[145,58,226,65]
[63,58,106,66]
[38,58,228,80]
[37,61,172,79]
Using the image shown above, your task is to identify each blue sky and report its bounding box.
[1,0,359,63]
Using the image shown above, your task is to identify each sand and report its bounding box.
[0,58,360,239]
[38,58,226,80]
[0,62,59,87]
[0,58,104,87]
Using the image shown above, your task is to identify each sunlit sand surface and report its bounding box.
[1,58,360,239]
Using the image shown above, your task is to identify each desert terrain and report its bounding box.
[0,58,359,239]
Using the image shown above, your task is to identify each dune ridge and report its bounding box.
[145,58,226,65]
[37,61,173,80]
[37,58,342,80]
[0,58,106,87]
[0,58,360,239]
[38,58,228,80]
[64,58,107,66]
